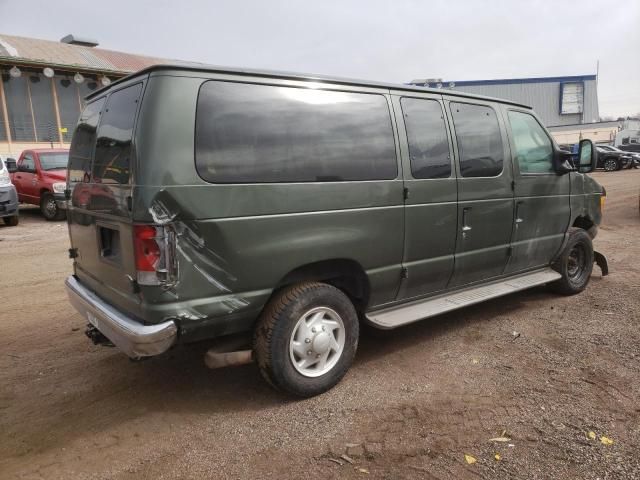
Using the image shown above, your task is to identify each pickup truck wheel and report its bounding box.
[550,228,594,295]
[3,215,18,226]
[40,193,65,221]
[254,282,359,397]
[603,158,618,172]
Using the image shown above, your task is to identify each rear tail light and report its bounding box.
[133,224,178,286]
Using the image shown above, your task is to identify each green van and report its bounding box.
[65,64,606,397]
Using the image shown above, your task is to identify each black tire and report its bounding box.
[3,215,18,226]
[550,228,594,295]
[253,282,359,397]
[40,193,65,221]
[602,158,619,172]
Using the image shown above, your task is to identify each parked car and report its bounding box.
[596,145,632,171]
[599,145,640,168]
[10,149,69,220]
[0,155,19,226]
[617,143,640,154]
[65,64,606,397]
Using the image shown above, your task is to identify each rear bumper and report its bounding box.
[0,184,18,217]
[65,275,177,358]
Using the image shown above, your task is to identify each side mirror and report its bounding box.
[5,159,17,173]
[553,149,575,175]
[577,139,597,173]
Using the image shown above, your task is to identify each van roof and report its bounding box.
[87,62,532,109]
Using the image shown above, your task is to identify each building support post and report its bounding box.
[25,76,38,142]
[50,78,65,146]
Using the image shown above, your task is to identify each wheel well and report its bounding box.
[274,259,370,312]
[573,216,594,231]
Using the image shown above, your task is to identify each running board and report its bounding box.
[366,268,561,329]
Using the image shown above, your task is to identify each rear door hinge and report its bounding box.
[64,188,71,200]
[68,247,78,259]
[400,267,409,279]
[507,246,513,257]
[403,187,410,201]
[511,180,515,191]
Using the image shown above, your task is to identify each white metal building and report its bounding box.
[409,75,599,127]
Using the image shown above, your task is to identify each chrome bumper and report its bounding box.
[65,276,177,358]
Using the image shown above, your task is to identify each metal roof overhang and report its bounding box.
[0,56,130,76]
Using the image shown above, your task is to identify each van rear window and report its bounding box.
[195,81,397,183]
[68,98,104,183]
[91,83,142,184]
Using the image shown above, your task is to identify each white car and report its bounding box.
[0,155,19,226]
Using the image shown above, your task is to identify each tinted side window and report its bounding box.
[451,103,504,177]
[508,111,553,174]
[195,81,397,183]
[68,98,105,183]
[401,98,451,179]
[92,84,142,184]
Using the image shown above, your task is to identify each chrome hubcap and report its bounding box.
[46,199,56,216]
[289,306,345,377]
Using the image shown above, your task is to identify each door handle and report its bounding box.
[515,201,524,226]
[462,207,472,237]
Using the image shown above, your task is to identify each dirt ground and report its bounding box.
[1,170,639,480]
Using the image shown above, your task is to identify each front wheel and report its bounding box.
[603,158,619,172]
[550,228,594,295]
[40,193,65,221]
[254,282,359,397]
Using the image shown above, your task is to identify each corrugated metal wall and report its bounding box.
[448,79,599,126]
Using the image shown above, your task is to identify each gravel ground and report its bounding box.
[0,170,639,479]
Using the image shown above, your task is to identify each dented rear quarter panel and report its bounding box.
[132,72,405,340]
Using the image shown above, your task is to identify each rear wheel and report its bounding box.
[254,282,359,397]
[603,158,619,172]
[40,193,65,221]
[3,215,18,226]
[550,228,594,295]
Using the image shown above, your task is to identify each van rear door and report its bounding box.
[67,82,144,315]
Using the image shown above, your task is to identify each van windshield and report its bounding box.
[39,153,69,170]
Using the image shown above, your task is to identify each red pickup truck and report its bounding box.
[10,149,69,220]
